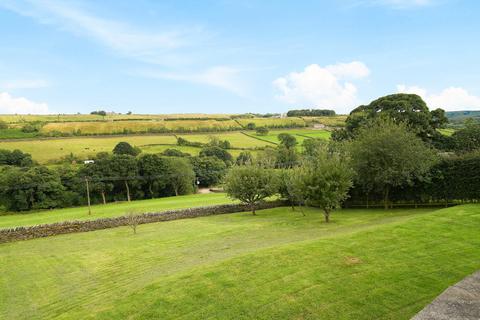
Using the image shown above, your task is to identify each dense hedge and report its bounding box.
[345,152,480,206]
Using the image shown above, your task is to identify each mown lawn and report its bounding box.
[1,205,479,319]
[0,193,233,228]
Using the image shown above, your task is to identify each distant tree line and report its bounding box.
[286,109,336,117]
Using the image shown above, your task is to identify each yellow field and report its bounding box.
[0,113,234,124]
[302,115,347,127]
[41,120,241,135]
[236,117,306,128]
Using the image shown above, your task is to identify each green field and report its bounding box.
[177,132,272,148]
[1,204,479,319]
[0,129,330,163]
[0,193,233,229]
[251,129,332,145]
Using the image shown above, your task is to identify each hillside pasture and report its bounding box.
[0,113,234,124]
[40,119,242,135]
[0,128,331,163]
[177,132,273,148]
[247,129,331,145]
[0,135,177,163]
[302,115,347,127]
[237,117,307,128]
[0,205,478,319]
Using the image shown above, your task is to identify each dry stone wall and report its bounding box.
[0,201,287,243]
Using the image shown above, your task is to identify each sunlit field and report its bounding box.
[1,205,478,319]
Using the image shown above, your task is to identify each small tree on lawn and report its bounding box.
[126,211,141,234]
[223,165,279,215]
[296,153,354,223]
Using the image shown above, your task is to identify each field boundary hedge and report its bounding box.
[240,132,278,145]
[0,200,287,243]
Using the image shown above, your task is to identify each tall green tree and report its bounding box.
[190,156,227,187]
[348,118,438,209]
[278,133,297,149]
[137,154,168,198]
[333,93,447,142]
[0,166,65,211]
[451,122,480,153]
[109,154,138,201]
[293,154,353,222]
[113,141,141,156]
[223,165,279,215]
[199,146,233,164]
[164,157,195,196]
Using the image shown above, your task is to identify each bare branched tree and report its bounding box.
[126,211,141,234]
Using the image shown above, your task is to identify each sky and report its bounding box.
[1,0,480,115]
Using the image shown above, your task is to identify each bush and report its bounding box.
[112,142,141,156]
[160,149,191,157]
[199,146,233,164]
[255,127,269,136]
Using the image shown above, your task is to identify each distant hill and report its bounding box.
[446,110,480,123]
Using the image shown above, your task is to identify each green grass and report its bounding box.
[0,129,331,163]
[0,128,38,139]
[0,135,178,163]
[0,193,233,229]
[177,132,271,148]
[255,129,331,145]
[438,128,455,136]
[1,205,479,319]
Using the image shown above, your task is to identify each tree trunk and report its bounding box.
[251,203,256,215]
[384,186,390,210]
[174,185,179,196]
[324,209,330,223]
[101,191,106,205]
[149,183,154,199]
[366,193,369,209]
[298,202,305,216]
[125,181,131,202]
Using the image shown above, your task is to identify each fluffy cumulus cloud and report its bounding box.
[273,61,370,113]
[397,85,480,111]
[0,92,50,114]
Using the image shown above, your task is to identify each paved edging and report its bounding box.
[412,271,480,320]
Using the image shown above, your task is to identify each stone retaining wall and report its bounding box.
[0,201,287,243]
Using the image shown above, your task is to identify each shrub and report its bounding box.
[256,127,269,136]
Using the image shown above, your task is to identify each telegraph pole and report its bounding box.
[85,177,91,215]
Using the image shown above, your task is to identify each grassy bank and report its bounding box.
[1,205,479,319]
[0,193,233,229]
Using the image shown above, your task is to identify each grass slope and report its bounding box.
[1,205,479,319]
[0,193,233,229]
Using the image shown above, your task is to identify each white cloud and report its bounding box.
[137,66,246,96]
[273,62,370,113]
[1,79,49,90]
[397,85,480,110]
[0,92,50,114]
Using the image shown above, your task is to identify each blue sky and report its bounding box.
[1,0,480,115]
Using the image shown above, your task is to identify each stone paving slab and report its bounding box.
[412,271,480,320]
